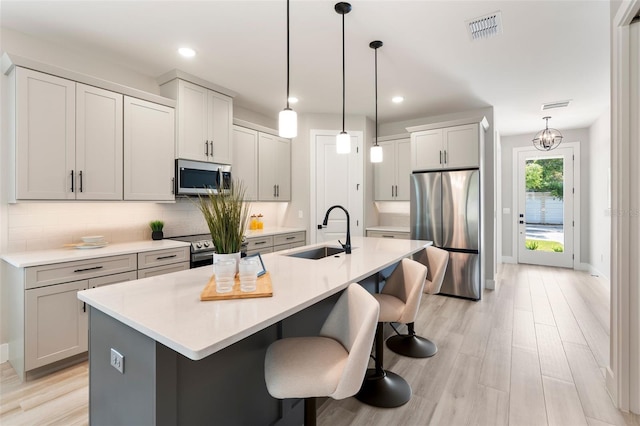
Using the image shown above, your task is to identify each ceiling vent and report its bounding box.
[542,100,572,111]
[467,11,503,41]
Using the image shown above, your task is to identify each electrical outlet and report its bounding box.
[298,210,303,219]
[110,348,124,374]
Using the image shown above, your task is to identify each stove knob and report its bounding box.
[196,242,202,248]
[203,241,210,248]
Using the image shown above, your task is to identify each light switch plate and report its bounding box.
[110,348,124,374]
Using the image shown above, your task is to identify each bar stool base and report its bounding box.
[386,334,438,358]
[355,369,411,408]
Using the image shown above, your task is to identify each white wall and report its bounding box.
[500,128,591,264]
[588,108,611,279]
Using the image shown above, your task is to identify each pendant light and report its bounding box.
[278,0,297,138]
[370,40,383,163]
[532,116,563,151]
[335,2,352,154]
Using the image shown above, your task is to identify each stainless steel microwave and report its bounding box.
[175,159,231,196]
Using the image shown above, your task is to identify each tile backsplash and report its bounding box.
[6,200,288,252]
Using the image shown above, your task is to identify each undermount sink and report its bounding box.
[286,246,346,260]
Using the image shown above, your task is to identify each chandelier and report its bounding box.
[532,116,563,151]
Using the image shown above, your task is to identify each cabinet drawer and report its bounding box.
[137,262,189,279]
[245,236,273,251]
[367,230,410,239]
[138,247,189,269]
[89,271,138,288]
[273,232,305,246]
[246,247,274,257]
[25,254,137,289]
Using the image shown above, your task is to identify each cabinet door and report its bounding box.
[123,96,175,201]
[137,262,189,279]
[395,138,411,200]
[258,133,278,201]
[76,83,123,200]
[177,80,208,161]
[374,141,396,201]
[411,129,443,171]
[443,123,479,169]
[208,91,233,164]
[275,136,291,200]
[232,126,258,200]
[25,280,88,370]
[15,68,76,200]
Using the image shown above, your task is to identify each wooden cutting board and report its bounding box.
[200,272,273,301]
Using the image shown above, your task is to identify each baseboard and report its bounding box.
[0,343,8,364]
[501,256,516,264]
[575,262,591,272]
[588,264,609,280]
[485,279,496,290]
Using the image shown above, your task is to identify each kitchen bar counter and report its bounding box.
[78,236,429,360]
[78,236,430,425]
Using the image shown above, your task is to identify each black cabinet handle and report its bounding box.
[444,150,447,164]
[286,236,295,240]
[79,171,83,193]
[70,170,74,192]
[439,151,442,164]
[74,266,104,273]
[156,254,177,260]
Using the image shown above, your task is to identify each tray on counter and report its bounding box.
[200,272,273,301]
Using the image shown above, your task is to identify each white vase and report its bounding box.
[213,252,241,274]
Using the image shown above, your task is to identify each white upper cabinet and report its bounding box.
[164,79,233,164]
[123,96,175,201]
[411,123,480,171]
[258,133,291,201]
[374,138,411,201]
[75,83,123,200]
[232,126,258,201]
[15,68,76,200]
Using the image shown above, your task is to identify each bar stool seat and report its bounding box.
[356,258,427,408]
[387,246,449,358]
[265,283,379,426]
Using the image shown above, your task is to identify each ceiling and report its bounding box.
[0,1,610,136]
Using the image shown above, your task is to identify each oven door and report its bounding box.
[191,251,214,268]
[176,159,231,196]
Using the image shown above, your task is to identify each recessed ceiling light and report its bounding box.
[178,47,196,58]
[288,96,299,104]
[392,96,404,104]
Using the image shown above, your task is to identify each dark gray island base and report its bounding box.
[89,293,340,426]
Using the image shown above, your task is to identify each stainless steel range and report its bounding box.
[167,234,247,268]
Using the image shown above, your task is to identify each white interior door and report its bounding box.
[516,146,575,268]
[310,130,363,245]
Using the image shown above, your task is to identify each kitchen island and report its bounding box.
[78,236,430,425]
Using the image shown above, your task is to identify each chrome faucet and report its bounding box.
[321,205,351,254]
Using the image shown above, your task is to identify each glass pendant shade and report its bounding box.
[370,144,383,163]
[533,116,563,151]
[336,131,351,154]
[279,108,297,138]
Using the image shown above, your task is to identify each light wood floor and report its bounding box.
[1,264,639,425]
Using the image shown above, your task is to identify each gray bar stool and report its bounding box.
[264,283,379,426]
[387,246,449,358]
[356,258,428,408]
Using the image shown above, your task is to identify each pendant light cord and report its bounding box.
[374,46,378,146]
[286,0,290,109]
[342,12,346,133]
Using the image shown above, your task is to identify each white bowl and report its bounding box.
[81,235,105,243]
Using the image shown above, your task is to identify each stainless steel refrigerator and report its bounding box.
[410,169,481,300]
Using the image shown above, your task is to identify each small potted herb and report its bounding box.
[150,220,164,240]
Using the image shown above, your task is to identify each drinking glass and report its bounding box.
[239,257,259,292]
[215,258,236,293]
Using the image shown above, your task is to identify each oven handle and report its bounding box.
[192,252,215,262]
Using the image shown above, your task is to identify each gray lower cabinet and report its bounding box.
[366,230,410,239]
[245,231,306,256]
[6,247,188,381]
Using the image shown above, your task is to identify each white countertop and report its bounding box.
[366,226,410,233]
[244,227,306,238]
[78,236,431,361]
[1,240,191,268]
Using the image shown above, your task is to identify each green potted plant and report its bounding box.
[195,180,250,268]
[150,220,164,240]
